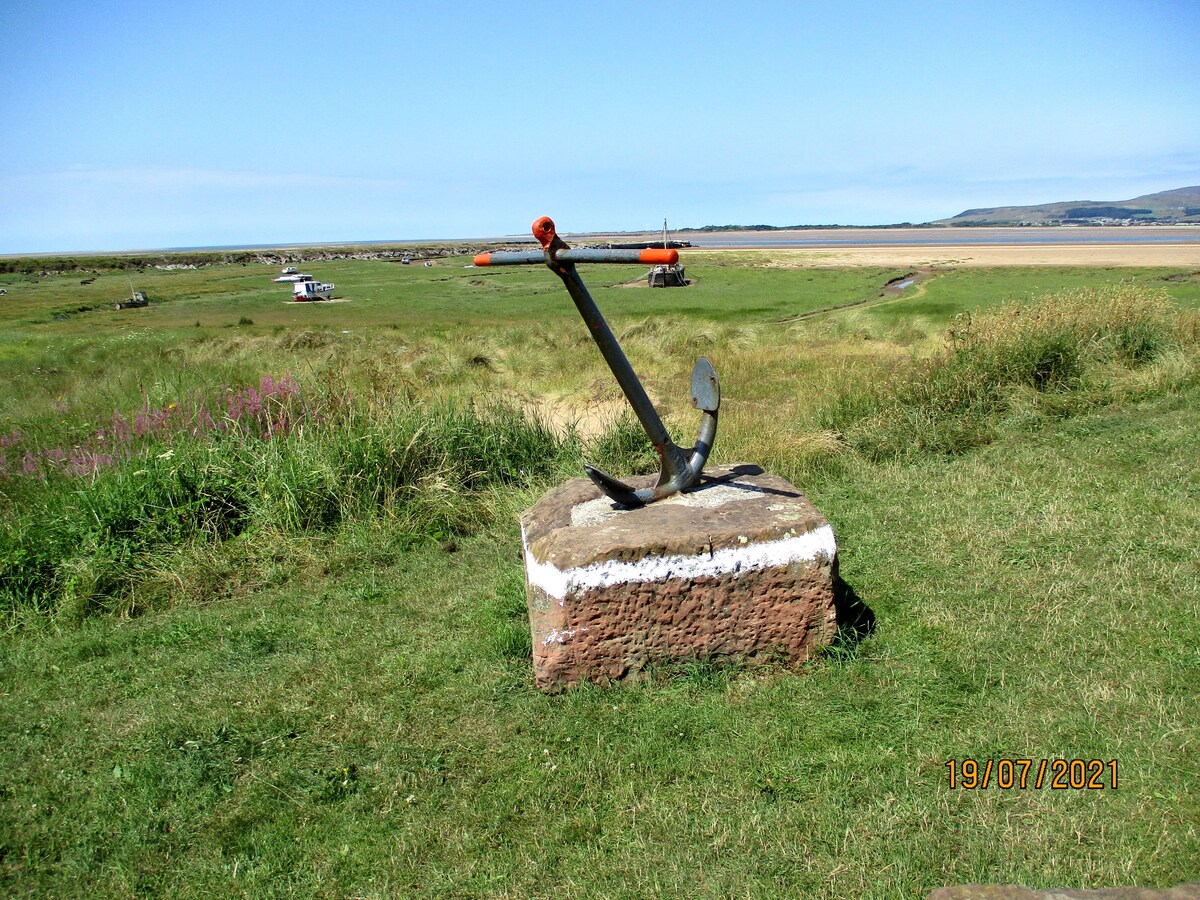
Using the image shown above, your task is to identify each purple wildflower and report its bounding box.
[66,448,113,476]
[109,411,132,445]
[7,372,307,479]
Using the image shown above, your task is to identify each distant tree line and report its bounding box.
[0,245,479,275]
[0,251,276,275]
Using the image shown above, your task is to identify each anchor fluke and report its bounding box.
[690,356,720,413]
[583,357,721,508]
[583,464,649,508]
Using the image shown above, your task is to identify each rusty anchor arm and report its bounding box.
[474,216,719,507]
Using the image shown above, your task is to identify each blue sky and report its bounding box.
[1,0,1197,252]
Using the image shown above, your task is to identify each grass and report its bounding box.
[3,387,1197,896]
[1,253,1199,896]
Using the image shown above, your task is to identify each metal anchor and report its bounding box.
[474,216,720,507]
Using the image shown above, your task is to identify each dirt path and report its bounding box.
[517,395,628,441]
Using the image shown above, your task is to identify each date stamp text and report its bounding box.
[946,758,1118,790]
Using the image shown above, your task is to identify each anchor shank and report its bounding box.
[553,261,687,474]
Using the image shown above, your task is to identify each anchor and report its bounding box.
[474,216,720,507]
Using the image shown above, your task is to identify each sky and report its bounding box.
[1,0,1198,253]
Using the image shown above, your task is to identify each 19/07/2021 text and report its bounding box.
[946,759,1118,789]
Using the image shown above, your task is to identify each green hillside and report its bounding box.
[935,185,1200,225]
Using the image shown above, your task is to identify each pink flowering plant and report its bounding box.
[1,376,570,621]
[0,374,305,482]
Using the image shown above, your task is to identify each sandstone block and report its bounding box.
[520,463,838,690]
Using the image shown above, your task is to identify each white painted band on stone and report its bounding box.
[524,524,837,602]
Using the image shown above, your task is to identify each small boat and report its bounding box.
[293,281,335,301]
[646,218,687,287]
[648,264,687,288]
[115,289,149,310]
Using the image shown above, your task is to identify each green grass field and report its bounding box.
[1,252,1198,897]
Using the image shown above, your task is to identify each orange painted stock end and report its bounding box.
[473,253,492,266]
[640,248,679,265]
[532,216,556,248]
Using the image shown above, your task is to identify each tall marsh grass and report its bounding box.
[3,283,1195,624]
[0,377,576,624]
[823,284,1196,459]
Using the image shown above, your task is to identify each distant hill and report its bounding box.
[935,186,1200,226]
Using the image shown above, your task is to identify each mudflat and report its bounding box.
[697,242,1200,267]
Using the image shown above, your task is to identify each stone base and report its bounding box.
[519,463,838,691]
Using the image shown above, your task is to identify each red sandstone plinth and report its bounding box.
[520,463,839,691]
